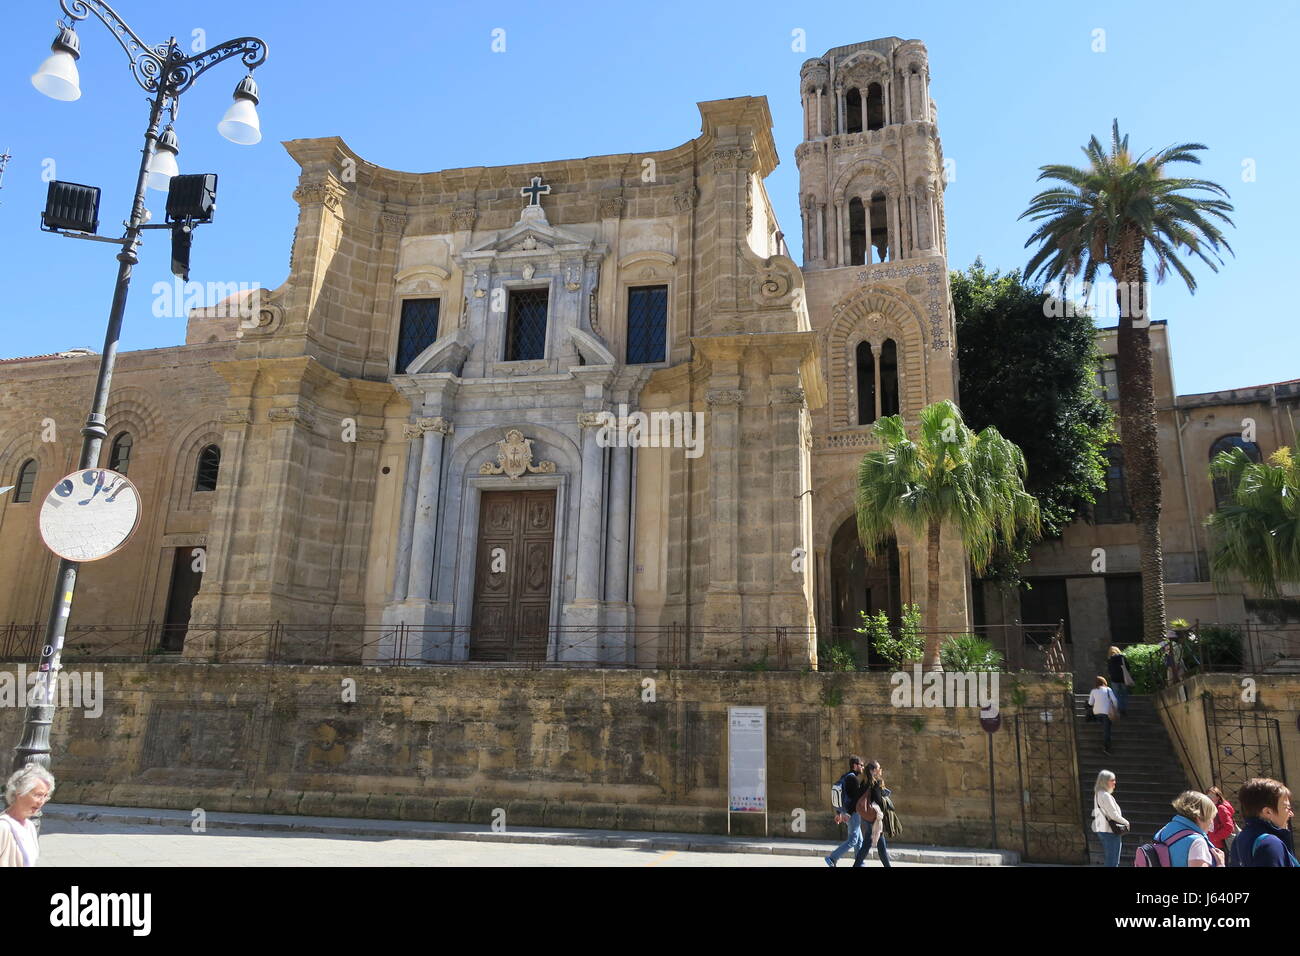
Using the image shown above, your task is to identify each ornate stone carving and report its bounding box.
[416,417,453,435]
[598,196,625,219]
[451,206,477,231]
[522,263,536,280]
[851,260,949,350]
[268,405,316,428]
[577,412,606,429]
[379,212,407,235]
[494,360,548,377]
[710,147,755,173]
[589,290,600,334]
[479,429,557,479]
[706,388,744,406]
[402,423,423,440]
[564,262,581,292]
[757,268,793,300]
[775,386,806,406]
[357,427,387,443]
[293,180,345,213]
[673,185,699,212]
[220,410,252,425]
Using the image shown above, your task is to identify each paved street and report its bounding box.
[37,818,941,866]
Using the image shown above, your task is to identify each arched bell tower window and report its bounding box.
[848,198,867,267]
[870,191,889,263]
[856,341,876,425]
[845,88,863,134]
[866,82,885,131]
[879,339,900,417]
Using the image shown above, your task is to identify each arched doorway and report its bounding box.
[828,515,900,668]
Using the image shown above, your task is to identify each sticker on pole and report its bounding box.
[39,468,141,561]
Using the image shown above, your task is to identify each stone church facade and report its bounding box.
[0,37,967,668]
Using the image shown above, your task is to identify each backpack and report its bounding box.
[831,780,843,812]
[1230,832,1300,867]
[1134,829,1198,867]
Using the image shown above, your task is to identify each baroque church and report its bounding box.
[0,37,966,668]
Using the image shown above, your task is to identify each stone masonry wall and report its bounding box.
[0,665,1083,862]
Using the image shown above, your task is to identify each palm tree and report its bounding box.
[1020,121,1234,645]
[856,400,1040,669]
[1206,442,1300,596]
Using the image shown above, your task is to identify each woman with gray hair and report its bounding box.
[1,764,54,867]
[1091,770,1129,866]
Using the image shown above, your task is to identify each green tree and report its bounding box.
[1020,121,1234,644]
[856,400,1041,669]
[1206,443,1300,596]
[951,260,1113,584]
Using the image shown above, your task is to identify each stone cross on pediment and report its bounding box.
[521,176,550,207]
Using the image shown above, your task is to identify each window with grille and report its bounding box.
[109,433,133,475]
[1092,444,1131,524]
[1094,355,1119,401]
[505,288,549,362]
[626,285,667,364]
[13,460,37,503]
[1209,434,1262,510]
[195,444,221,492]
[395,298,441,374]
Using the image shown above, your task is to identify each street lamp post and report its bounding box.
[13,0,268,793]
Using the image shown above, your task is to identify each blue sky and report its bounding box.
[2,0,1296,396]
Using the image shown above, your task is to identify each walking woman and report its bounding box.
[852,760,893,867]
[1106,646,1132,717]
[1092,770,1129,867]
[1087,676,1120,754]
[1,764,54,867]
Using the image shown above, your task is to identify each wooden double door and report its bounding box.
[470,490,556,661]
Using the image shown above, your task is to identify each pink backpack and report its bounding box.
[1134,829,1197,867]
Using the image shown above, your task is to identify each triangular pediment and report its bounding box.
[463,207,596,260]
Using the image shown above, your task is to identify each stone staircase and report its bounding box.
[1073,693,1190,865]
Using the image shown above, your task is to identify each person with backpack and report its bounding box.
[1106,646,1133,717]
[824,755,866,867]
[852,760,893,868]
[1142,791,1224,867]
[1087,675,1120,754]
[1228,778,1297,867]
[1206,786,1236,853]
[1091,770,1129,867]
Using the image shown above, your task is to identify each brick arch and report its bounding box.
[827,285,930,430]
[0,431,64,494]
[163,415,224,514]
[832,159,900,203]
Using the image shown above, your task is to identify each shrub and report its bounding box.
[826,644,858,672]
[857,605,924,669]
[939,633,1003,672]
[1123,642,1164,693]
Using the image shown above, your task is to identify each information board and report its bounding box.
[727,705,767,815]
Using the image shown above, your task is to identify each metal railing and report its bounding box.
[0,618,1073,671]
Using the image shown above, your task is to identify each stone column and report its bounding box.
[405,416,452,601]
[575,413,607,602]
[835,84,845,134]
[816,87,824,137]
[816,205,826,261]
[606,442,632,604]
[886,191,900,263]
[873,347,883,421]
[389,426,422,602]
[903,72,913,122]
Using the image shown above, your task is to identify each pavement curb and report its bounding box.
[42,804,1017,866]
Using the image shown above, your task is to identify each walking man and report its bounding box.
[825,755,865,867]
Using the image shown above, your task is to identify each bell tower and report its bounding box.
[796,38,947,271]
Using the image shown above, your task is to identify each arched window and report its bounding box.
[879,339,900,417]
[109,433,133,475]
[865,82,885,131]
[13,459,38,503]
[1209,435,1262,510]
[194,444,221,492]
[848,197,867,266]
[844,88,863,134]
[869,191,889,263]
[856,341,876,425]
